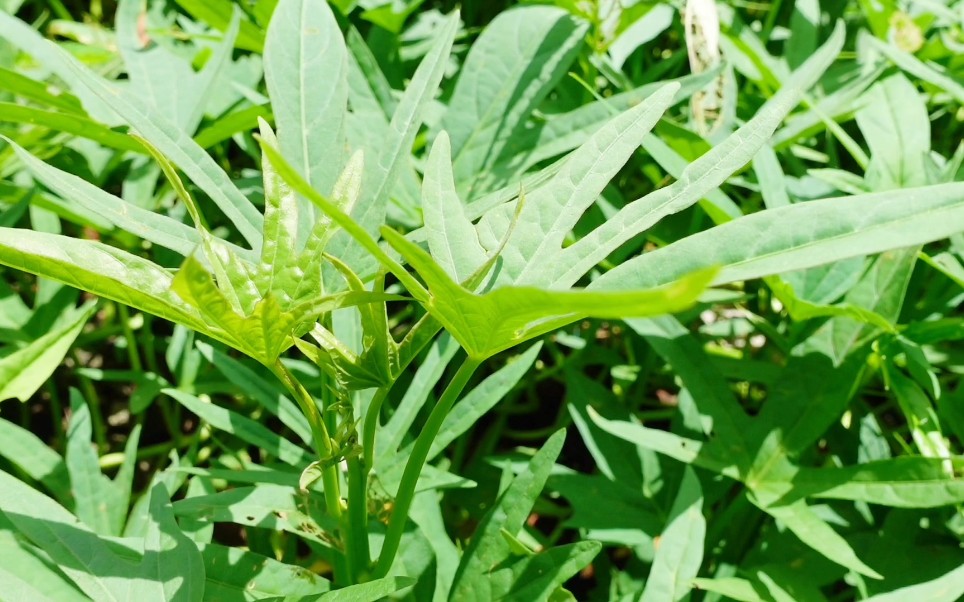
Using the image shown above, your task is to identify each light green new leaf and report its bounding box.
[0,300,95,402]
[265,0,348,213]
[640,467,705,602]
[552,23,846,288]
[171,255,397,364]
[382,226,715,360]
[593,182,964,291]
[0,228,205,331]
[256,118,300,299]
[438,5,587,198]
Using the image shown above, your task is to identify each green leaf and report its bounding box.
[588,407,740,479]
[497,82,680,287]
[261,576,416,601]
[0,300,96,402]
[0,469,205,602]
[164,388,313,467]
[861,31,964,104]
[863,564,964,602]
[451,430,582,599]
[767,457,964,508]
[0,10,121,124]
[198,543,333,600]
[855,73,931,189]
[624,315,753,471]
[66,389,125,536]
[141,482,206,602]
[0,417,70,502]
[264,0,348,226]
[438,6,587,198]
[382,225,714,359]
[594,183,964,290]
[639,467,705,602]
[196,341,312,446]
[753,499,882,579]
[428,342,542,459]
[422,132,488,283]
[884,365,952,461]
[4,138,202,257]
[172,0,266,52]
[691,577,767,602]
[328,10,459,272]
[377,332,460,461]
[173,484,339,549]
[552,23,846,287]
[0,102,144,151]
[116,0,240,134]
[804,249,919,364]
[57,41,263,249]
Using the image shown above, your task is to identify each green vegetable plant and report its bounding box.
[0,0,962,600]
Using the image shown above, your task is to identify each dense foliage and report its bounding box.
[0,0,962,600]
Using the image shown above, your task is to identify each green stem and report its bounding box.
[372,357,481,579]
[117,304,142,373]
[346,456,371,578]
[362,387,391,473]
[271,360,346,580]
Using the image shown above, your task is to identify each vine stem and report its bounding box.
[270,360,350,581]
[372,356,481,579]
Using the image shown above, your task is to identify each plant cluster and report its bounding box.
[0,0,962,600]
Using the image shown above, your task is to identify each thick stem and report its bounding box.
[346,456,371,578]
[372,357,481,578]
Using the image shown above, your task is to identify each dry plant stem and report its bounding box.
[372,356,482,579]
